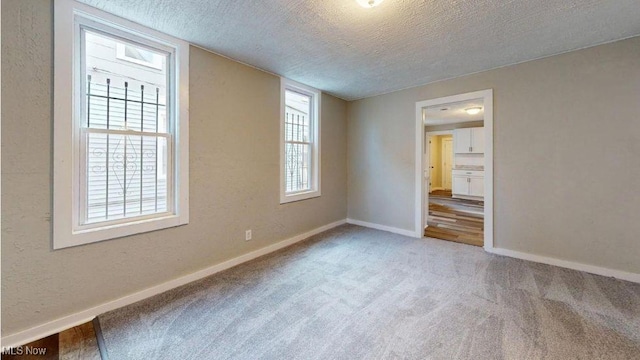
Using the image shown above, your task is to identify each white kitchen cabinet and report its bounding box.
[452,170,484,198]
[469,177,484,197]
[452,175,470,196]
[470,127,484,153]
[454,128,472,153]
[454,127,484,154]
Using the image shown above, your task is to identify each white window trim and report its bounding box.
[53,0,189,249]
[280,78,321,204]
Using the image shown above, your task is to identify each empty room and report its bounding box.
[2,0,639,359]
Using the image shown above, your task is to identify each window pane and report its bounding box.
[82,29,171,226]
[125,45,158,64]
[84,30,167,132]
[86,132,168,223]
[285,143,311,193]
[284,90,311,142]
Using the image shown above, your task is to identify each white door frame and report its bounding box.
[415,89,494,251]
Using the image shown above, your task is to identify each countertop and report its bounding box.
[453,166,484,171]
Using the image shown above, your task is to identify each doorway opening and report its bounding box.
[425,128,484,246]
[415,90,493,250]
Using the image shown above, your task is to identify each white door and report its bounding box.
[471,127,485,153]
[442,138,453,190]
[452,175,469,195]
[454,128,472,153]
[469,177,484,197]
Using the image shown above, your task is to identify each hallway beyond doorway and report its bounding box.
[427,135,453,193]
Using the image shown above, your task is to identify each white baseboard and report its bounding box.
[1,219,347,348]
[487,247,640,284]
[346,218,418,238]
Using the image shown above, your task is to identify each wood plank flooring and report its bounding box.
[425,190,484,247]
[2,322,102,360]
[59,322,102,360]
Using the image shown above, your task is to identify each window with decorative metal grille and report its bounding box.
[53,0,189,249]
[83,30,171,225]
[280,79,321,203]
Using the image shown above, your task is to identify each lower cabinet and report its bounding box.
[452,170,484,198]
[453,176,470,196]
[469,177,484,197]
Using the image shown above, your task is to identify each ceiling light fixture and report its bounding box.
[357,0,384,8]
[465,107,482,115]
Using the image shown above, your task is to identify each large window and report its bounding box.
[53,0,189,249]
[280,79,321,203]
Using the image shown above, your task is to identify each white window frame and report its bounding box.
[53,0,189,249]
[280,78,321,204]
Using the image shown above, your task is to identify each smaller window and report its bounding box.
[116,43,164,70]
[280,79,321,204]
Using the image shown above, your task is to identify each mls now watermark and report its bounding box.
[1,345,49,356]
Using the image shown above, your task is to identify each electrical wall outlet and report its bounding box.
[245,230,252,241]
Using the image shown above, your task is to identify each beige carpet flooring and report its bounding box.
[98,225,640,359]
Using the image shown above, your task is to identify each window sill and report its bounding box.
[54,214,188,250]
[280,190,321,204]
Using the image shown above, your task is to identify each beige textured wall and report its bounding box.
[1,0,347,335]
[348,36,640,274]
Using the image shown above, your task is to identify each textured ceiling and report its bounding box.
[77,0,640,100]
[424,99,484,125]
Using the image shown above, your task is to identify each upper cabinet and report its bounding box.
[471,127,485,153]
[454,127,484,154]
[454,128,472,153]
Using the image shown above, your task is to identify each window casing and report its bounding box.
[280,79,321,203]
[54,0,189,249]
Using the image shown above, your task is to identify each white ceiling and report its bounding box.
[77,0,640,101]
[424,99,484,125]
